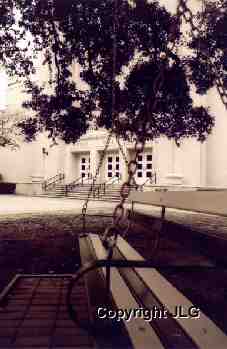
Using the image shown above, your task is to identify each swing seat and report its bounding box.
[67,232,227,349]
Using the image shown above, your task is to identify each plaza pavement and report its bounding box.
[0,194,227,238]
[0,195,115,218]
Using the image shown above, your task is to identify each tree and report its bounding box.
[185,0,227,97]
[1,0,219,144]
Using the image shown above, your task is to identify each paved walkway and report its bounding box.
[0,195,115,218]
[0,195,227,239]
[134,202,227,239]
[0,276,95,349]
[1,195,227,348]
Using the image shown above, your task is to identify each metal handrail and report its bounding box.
[105,174,121,186]
[91,176,121,199]
[93,175,120,198]
[42,173,65,191]
[136,172,157,192]
[92,182,106,198]
[66,176,83,192]
[66,174,93,192]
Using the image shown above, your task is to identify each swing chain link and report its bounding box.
[177,0,227,109]
[103,0,227,250]
[115,135,129,166]
[81,130,114,233]
[81,0,119,235]
[103,56,168,249]
[84,0,227,247]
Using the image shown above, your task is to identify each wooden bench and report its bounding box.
[128,189,227,218]
[67,228,227,349]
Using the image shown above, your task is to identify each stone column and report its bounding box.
[165,139,183,185]
[119,144,129,183]
[206,87,227,187]
[200,141,207,187]
[90,148,100,182]
[64,148,76,183]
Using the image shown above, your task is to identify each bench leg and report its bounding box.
[161,205,166,223]
[147,205,166,258]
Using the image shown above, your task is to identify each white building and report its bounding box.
[0,83,227,196]
[0,0,227,195]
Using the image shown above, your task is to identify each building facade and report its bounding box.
[0,0,227,194]
[1,84,227,196]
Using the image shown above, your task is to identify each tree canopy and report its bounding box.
[1,0,226,145]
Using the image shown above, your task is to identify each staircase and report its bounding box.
[41,182,123,202]
[41,173,66,197]
[66,184,93,200]
[67,184,122,202]
[41,184,66,198]
[41,174,139,201]
[97,184,121,202]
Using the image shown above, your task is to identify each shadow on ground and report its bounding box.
[1,212,227,334]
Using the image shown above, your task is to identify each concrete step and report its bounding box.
[41,182,125,201]
[39,191,121,201]
[67,193,120,201]
[41,192,65,196]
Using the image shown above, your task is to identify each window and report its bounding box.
[107,153,120,180]
[138,164,142,170]
[81,165,85,171]
[137,172,142,177]
[82,173,85,177]
[147,163,152,169]
[147,154,152,161]
[146,172,152,177]
[138,155,142,162]
[82,158,86,163]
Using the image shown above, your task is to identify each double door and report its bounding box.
[106,153,120,180]
[80,155,90,179]
[136,152,153,184]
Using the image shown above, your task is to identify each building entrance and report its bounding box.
[106,152,120,181]
[136,151,153,184]
[80,154,90,179]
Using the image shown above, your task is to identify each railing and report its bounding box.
[90,175,121,199]
[92,182,106,198]
[65,174,93,193]
[66,176,83,192]
[99,175,121,197]
[105,174,121,186]
[136,172,157,192]
[42,173,65,191]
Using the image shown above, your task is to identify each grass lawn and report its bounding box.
[1,212,227,334]
[0,213,112,292]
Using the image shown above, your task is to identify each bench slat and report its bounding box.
[117,236,227,349]
[89,234,165,349]
[78,235,133,348]
[129,190,227,217]
[111,244,197,349]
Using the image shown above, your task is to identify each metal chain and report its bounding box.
[103,56,167,247]
[81,130,114,233]
[177,0,227,109]
[81,0,119,233]
[115,135,129,166]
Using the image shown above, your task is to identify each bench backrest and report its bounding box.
[81,233,227,349]
[128,190,227,217]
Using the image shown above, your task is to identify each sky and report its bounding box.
[0,0,204,113]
